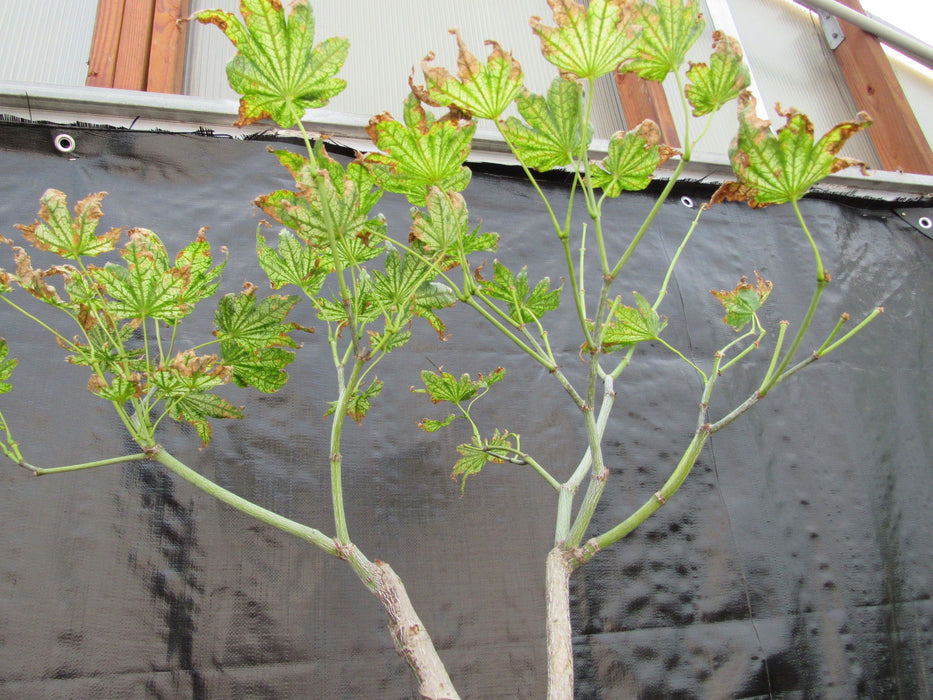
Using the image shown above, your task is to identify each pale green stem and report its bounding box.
[486,448,561,491]
[610,158,688,279]
[564,374,616,494]
[759,321,790,388]
[817,307,883,356]
[584,364,718,557]
[330,358,364,544]
[564,412,607,547]
[759,279,826,397]
[676,72,693,159]
[496,121,563,236]
[657,337,707,382]
[0,295,72,346]
[711,308,880,432]
[587,429,709,555]
[22,452,150,475]
[555,486,575,545]
[654,204,706,311]
[560,224,593,348]
[462,296,554,368]
[151,447,338,556]
[717,325,766,375]
[793,199,825,281]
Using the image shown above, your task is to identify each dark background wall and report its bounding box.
[0,122,930,699]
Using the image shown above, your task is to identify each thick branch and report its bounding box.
[546,547,576,700]
[344,545,461,700]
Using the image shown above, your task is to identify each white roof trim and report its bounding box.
[2,81,931,202]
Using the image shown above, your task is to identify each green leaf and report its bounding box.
[87,373,145,404]
[366,94,475,206]
[256,229,329,294]
[530,0,641,80]
[215,290,300,351]
[256,162,386,267]
[685,31,751,117]
[149,350,233,397]
[175,228,227,310]
[711,272,772,330]
[93,229,193,323]
[214,290,301,392]
[413,279,457,338]
[368,249,426,313]
[452,429,514,492]
[14,190,122,259]
[219,341,295,393]
[167,392,244,446]
[500,78,593,170]
[367,328,412,354]
[418,30,524,120]
[589,121,675,196]
[712,92,872,208]
[326,378,384,424]
[479,261,561,324]
[0,338,17,394]
[65,323,139,371]
[414,366,506,405]
[417,414,457,432]
[195,0,349,127]
[621,0,705,82]
[598,291,667,351]
[409,187,472,262]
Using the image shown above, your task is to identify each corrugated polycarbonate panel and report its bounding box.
[183,0,626,138]
[889,56,933,149]
[0,0,98,87]
[726,0,880,167]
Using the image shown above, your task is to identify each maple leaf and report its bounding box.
[499,78,593,170]
[589,120,677,196]
[14,189,121,259]
[620,0,705,82]
[416,30,524,120]
[713,91,872,208]
[596,292,667,352]
[711,272,772,330]
[684,31,750,117]
[195,0,349,127]
[530,0,641,80]
[366,95,475,206]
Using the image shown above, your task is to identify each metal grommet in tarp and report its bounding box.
[53,132,76,154]
[896,208,933,240]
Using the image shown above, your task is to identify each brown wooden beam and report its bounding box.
[613,72,681,148]
[831,0,933,174]
[148,0,190,94]
[86,0,126,87]
[112,0,156,91]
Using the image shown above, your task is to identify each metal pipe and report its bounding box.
[794,0,933,70]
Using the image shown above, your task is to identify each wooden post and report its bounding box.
[830,0,933,174]
[87,0,188,94]
[86,0,127,88]
[147,0,190,94]
[613,72,681,148]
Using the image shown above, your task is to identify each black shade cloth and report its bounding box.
[0,123,930,699]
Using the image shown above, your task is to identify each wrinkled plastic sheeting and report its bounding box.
[0,123,930,699]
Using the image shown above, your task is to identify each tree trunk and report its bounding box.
[546,547,575,700]
[344,545,461,700]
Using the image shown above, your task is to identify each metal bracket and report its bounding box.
[896,208,933,240]
[818,11,845,50]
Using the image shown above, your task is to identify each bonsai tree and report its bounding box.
[0,0,881,697]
